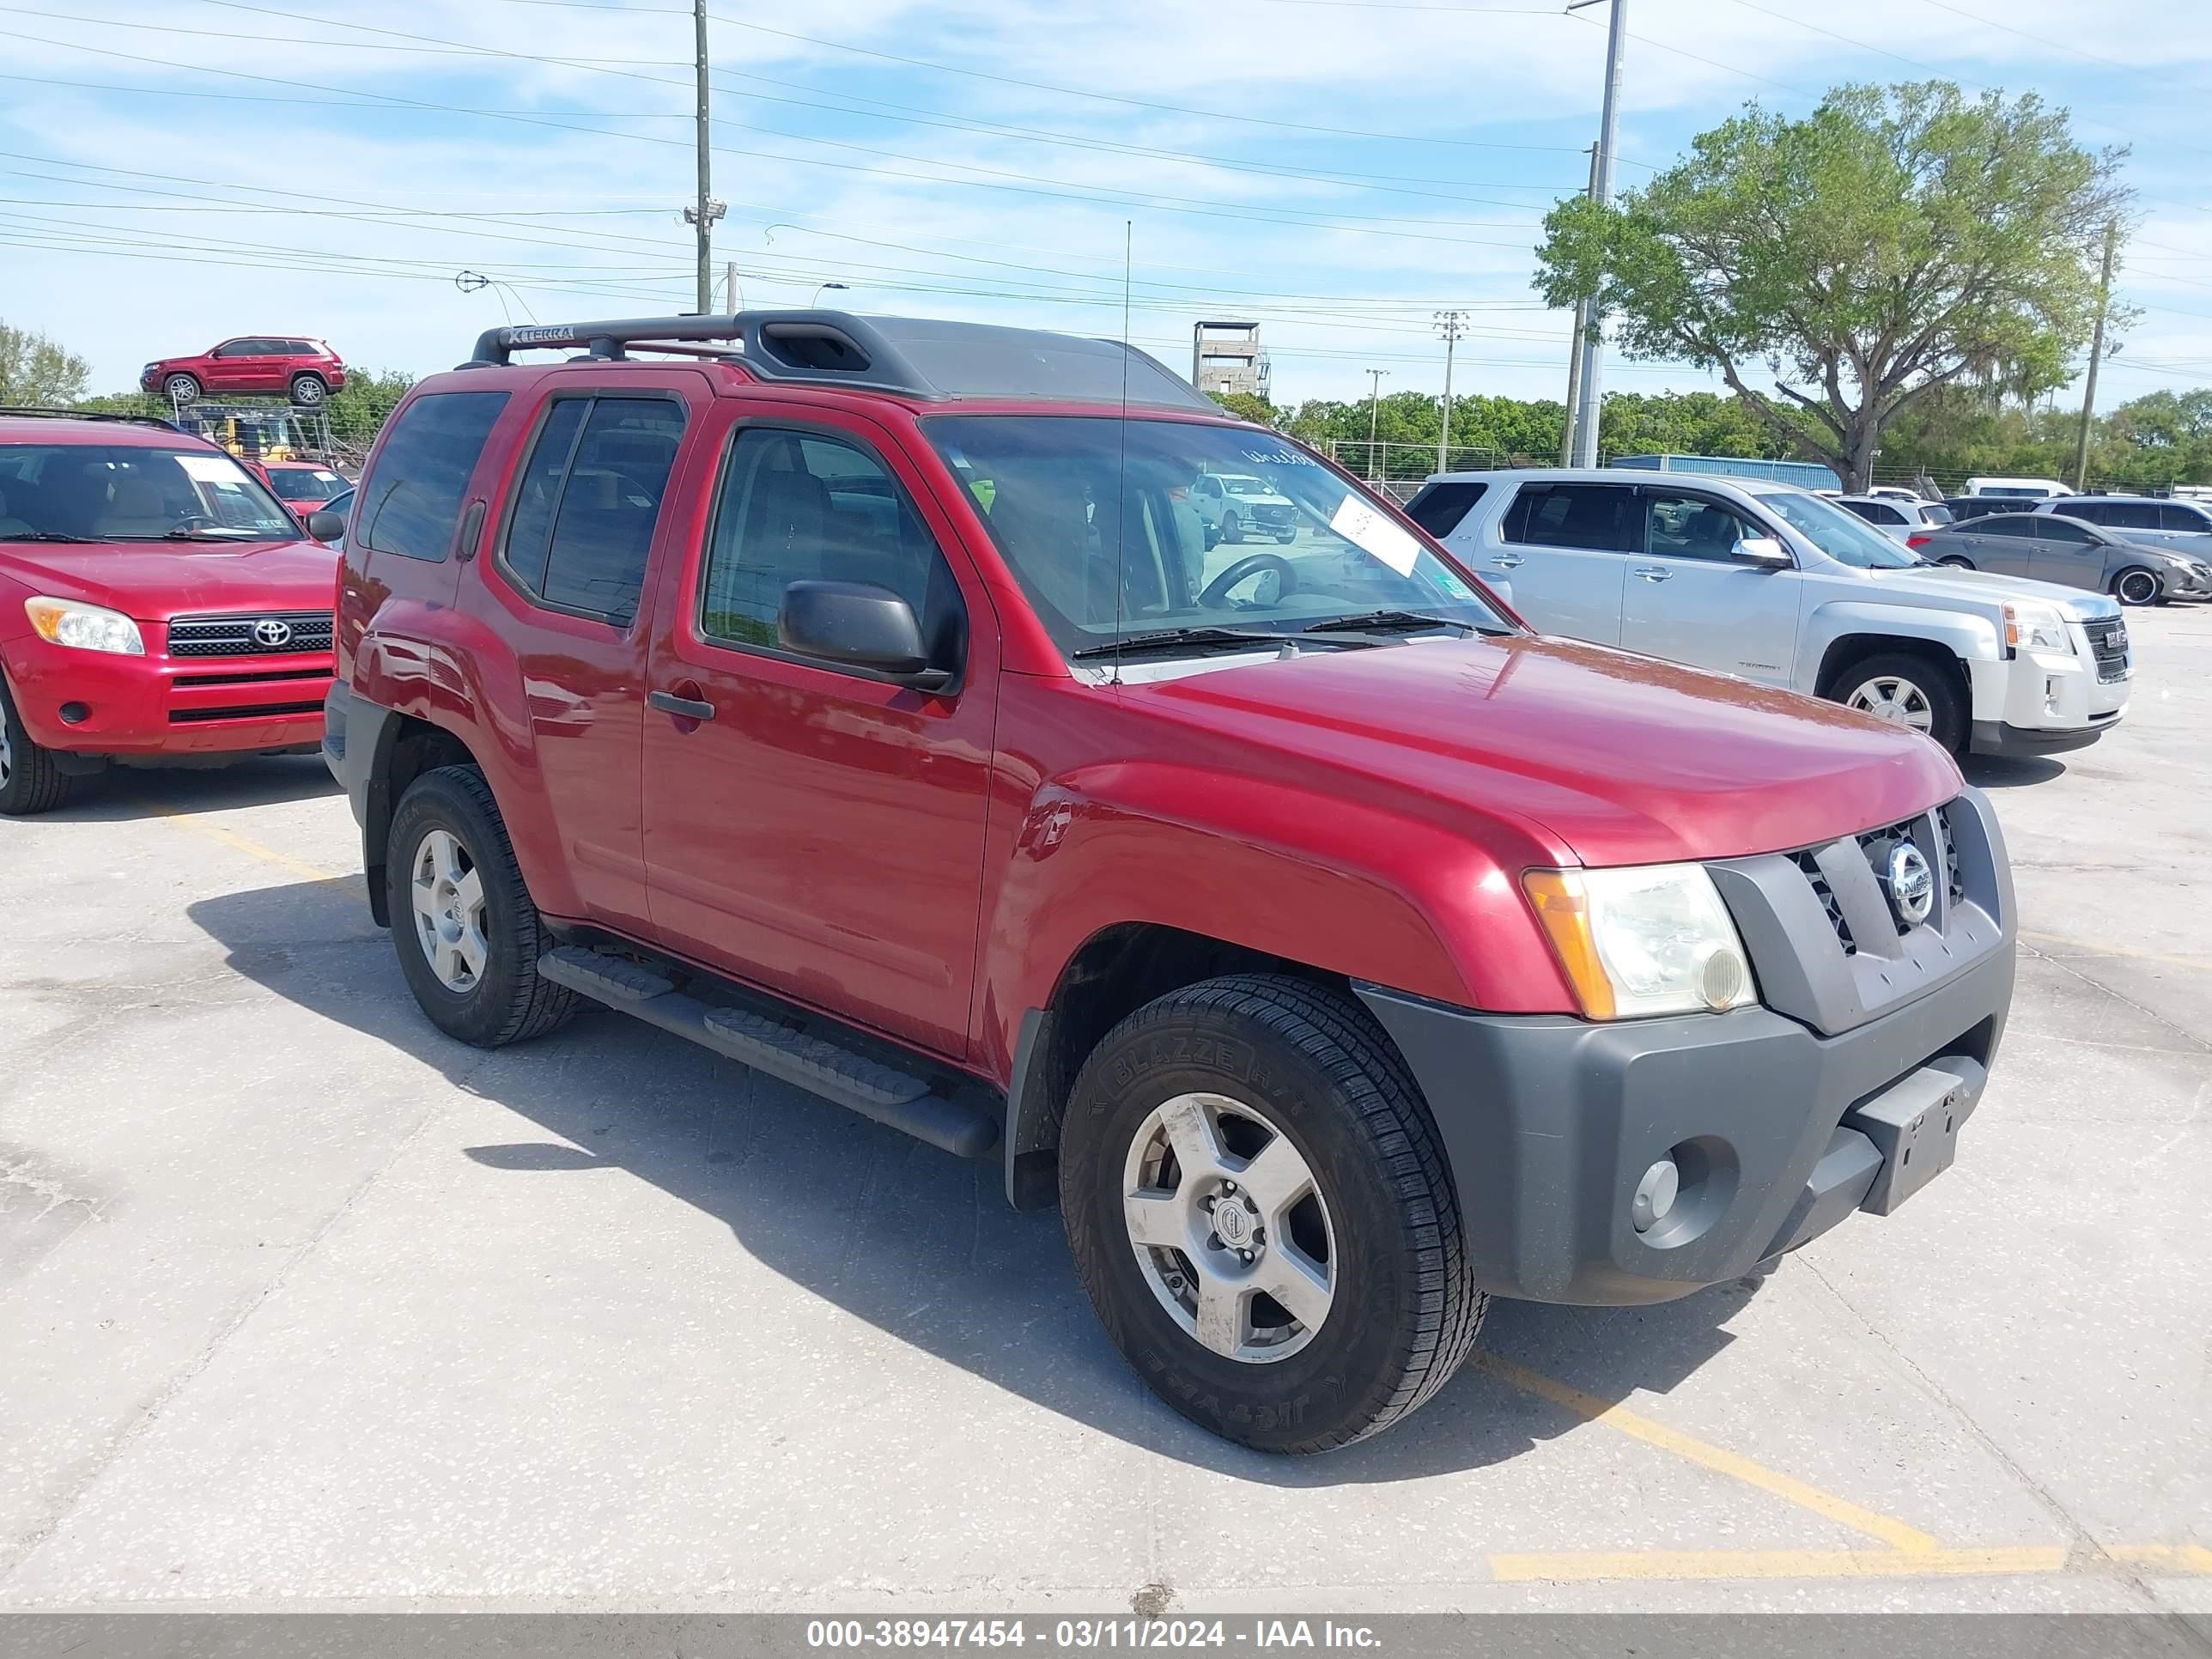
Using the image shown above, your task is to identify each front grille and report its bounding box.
[167,611,333,659]
[1855,819,1928,937]
[1792,850,1856,956]
[2081,617,2129,684]
[168,699,325,724]
[173,668,335,689]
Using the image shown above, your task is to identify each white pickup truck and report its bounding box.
[1406,468,2130,758]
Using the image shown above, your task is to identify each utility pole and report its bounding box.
[726,260,738,313]
[1364,368,1390,480]
[1560,142,1599,466]
[681,0,724,313]
[1568,0,1626,468]
[2072,218,2119,494]
[1434,311,1466,477]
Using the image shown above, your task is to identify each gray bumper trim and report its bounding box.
[1969,717,2116,757]
[1354,939,2012,1307]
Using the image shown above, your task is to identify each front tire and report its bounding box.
[0,679,71,816]
[161,372,201,404]
[1060,975,1485,1454]
[2112,568,2161,606]
[385,765,579,1048]
[1832,650,1966,753]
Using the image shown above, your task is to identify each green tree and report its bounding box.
[1535,82,2130,491]
[0,319,90,405]
[1206,390,1278,426]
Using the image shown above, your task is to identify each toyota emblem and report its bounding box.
[252,618,295,648]
[1886,842,1936,930]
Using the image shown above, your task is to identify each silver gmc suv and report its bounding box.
[1407,468,2131,758]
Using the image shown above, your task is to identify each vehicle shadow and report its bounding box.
[35,753,339,822]
[1960,754,2066,789]
[186,878,1750,1487]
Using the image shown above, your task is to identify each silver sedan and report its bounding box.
[1911,512,2212,606]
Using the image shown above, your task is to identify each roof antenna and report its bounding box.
[1111,219,1132,687]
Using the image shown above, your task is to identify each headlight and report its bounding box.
[24,597,145,655]
[1522,863,1757,1020]
[2002,599,2072,654]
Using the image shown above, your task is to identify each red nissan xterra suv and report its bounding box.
[141,337,347,408]
[0,409,338,815]
[325,313,2016,1452]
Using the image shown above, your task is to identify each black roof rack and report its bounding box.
[0,405,183,432]
[459,309,1215,412]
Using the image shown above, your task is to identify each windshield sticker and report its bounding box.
[1433,568,1476,599]
[177,454,243,483]
[1328,493,1422,578]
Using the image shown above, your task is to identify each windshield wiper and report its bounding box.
[1071,626,1304,661]
[3,531,101,543]
[163,527,263,540]
[1303,609,1474,637]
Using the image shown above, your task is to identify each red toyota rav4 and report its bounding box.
[0,410,337,814]
[325,313,2015,1452]
[140,337,347,407]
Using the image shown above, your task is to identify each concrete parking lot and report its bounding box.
[2,611,2207,1616]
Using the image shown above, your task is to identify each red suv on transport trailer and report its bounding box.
[140,337,347,408]
[0,410,337,813]
[324,313,2016,1453]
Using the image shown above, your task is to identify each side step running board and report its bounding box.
[537,946,999,1159]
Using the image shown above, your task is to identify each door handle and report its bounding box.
[1489,553,1526,570]
[648,689,716,721]
[1632,565,1673,582]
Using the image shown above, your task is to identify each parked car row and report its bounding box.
[0,313,2139,1456]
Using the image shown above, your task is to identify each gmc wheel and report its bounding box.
[386,765,579,1048]
[0,679,71,817]
[161,372,201,404]
[289,373,328,407]
[1832,651,1966,753]
[1059,975,1485,1454]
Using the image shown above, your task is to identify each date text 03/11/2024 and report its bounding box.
[804,1620,1383,1650]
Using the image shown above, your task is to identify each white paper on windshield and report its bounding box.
[178,454,244,483]
[1328,492,1422,577]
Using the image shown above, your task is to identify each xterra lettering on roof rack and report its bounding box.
[459,309,1215,410]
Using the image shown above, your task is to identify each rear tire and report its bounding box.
[0,679,72,816]
[1059,974,1485,1454]
[2112,568,2161,606]
[1937,556,1974,568]
[1222,513,1244,544]
[1831,650,1966,754]
[289,373,328,407]
[386,764,579,1048]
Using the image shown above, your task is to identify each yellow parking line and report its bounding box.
[154,808,349,889]
[2106,1543,2212,1573]
[1473,1352,1944,1553]
[2021,929,2212,972]
[1488,1546,2065,1583]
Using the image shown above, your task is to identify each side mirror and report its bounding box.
[778,580,950,690]
[1733,535,1791,568]
[306,508,347,543]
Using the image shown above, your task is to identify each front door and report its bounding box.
[1481,480,1637,644]
[2027,518,2106,592]
[1618,488,1801,684]
[641,406,996,1060]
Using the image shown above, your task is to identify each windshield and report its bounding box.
[0,443,297,540]
[1751,488,1921,568]
[1223,477,1270,496]
[265,466,347,503]
[922,416,1510,656]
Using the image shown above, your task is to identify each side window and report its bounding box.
[1641,490,1755,562]
[1403,480,1489,538]
[1979,517,2033,538]
[357,390,510,562]
[500,396,684,623]
[1504,483,1637,551]
[1195,477,1220,500]
[700,427,957,661]
[2040,519,2095,544]
[2160,502,2212,532]
[2102,501,2160,530]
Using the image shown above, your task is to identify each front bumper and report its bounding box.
[1356,789,2016,1306]
[1966,626,2127,751]
[3,633,331,757]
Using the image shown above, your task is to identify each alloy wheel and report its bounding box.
[1121,1091,1335,1364]
[1844,674,1935,732]
[0,720,12,790]
[2118,570,2159,605]
[410,827,489,993]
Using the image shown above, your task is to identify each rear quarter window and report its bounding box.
[1402,480,1488,538]
[357,390,509,562]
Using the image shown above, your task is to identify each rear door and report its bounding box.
[1479,481,1636,644]
[639,403,997,1059]
[2157,501,2212,552]
[2027,517,2106,591]
[1618,487,1799,683]
[1953,515,2038,575]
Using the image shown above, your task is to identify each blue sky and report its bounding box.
[2,0,2209,413]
